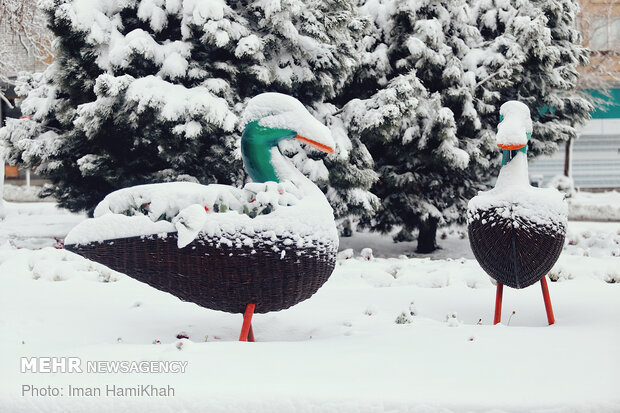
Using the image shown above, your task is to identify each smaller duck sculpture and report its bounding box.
[65,93,338,341]
[467,101,568,325]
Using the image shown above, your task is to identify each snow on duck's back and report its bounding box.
[65,180,338,249]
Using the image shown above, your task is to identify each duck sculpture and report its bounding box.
[467,101,567,325]
[65,93,339,341]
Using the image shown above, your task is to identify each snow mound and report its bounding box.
[0,246,120,282]
[567,191,620,222]
[65,181,338,250]
[92,182,247,222]
[65,214,175,246]
[468,152,567,233]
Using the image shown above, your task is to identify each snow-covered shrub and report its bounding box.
[445,312,461,327]
[337,248,355,260]
[360,247,374,261]
[548,268,574,282]
[547,174,575,198]
[395,312,412,324]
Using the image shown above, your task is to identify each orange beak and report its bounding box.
[497,143,526,150]
[295,135,334,154]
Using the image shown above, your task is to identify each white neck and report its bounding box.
[269,147,327,199]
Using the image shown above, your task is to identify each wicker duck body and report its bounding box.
[65,228,335,314]
[467,102,567,289]
[468,197,566,289]
[65,93,338,318]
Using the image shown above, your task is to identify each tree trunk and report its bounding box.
[0,149,5,219]
[564,137,573,177]
[416,218,438,253]
[341,217,353,237]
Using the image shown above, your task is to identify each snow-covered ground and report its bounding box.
[0,202,85,249]
[568,190,620,222]
[1,200,619,412]
[1,184,53,202]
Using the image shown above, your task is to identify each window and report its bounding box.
[588,15,620,51]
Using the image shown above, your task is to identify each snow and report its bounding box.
[1,184,53,202]
[51,0,232,53]
[125,76,236,130]
[414,19,445,49]
[468,152,568,233]
[105,29,191,79]
[496,101,533,148]
[562,221,620,261]
[435,108,470,169]
[235,34,262,58]
[65,179,337,252]
[0,202,86,249]
[567,191,620,222]
[12,70,59,122]
[92,182,246,223]
[1,201,620,411]
[66,214,176,246]
[137,0,167,32]
[0,118,59,166]
[339,225,474,260]
[73,74,238,139]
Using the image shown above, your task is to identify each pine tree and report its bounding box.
[348,0,590,252]
[349,0,490,252]
[0,0,377,218]
[523,0,591,157]
[472,0,592,158]
[317,103,379,226]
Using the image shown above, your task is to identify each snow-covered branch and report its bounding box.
[0,0,54,102]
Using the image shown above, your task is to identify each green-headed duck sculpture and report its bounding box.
[65,93,338,341]
[467,101,567,325]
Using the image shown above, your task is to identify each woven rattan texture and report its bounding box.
[66,233,336,313]
[468,207,565,289]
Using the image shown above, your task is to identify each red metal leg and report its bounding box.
[248,324,255,342]
[540,277,555,325]
[239,303,256,342]
[494,283,503,325]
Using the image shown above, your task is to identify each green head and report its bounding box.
[241,121,297,183]
[240,93,336,183]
